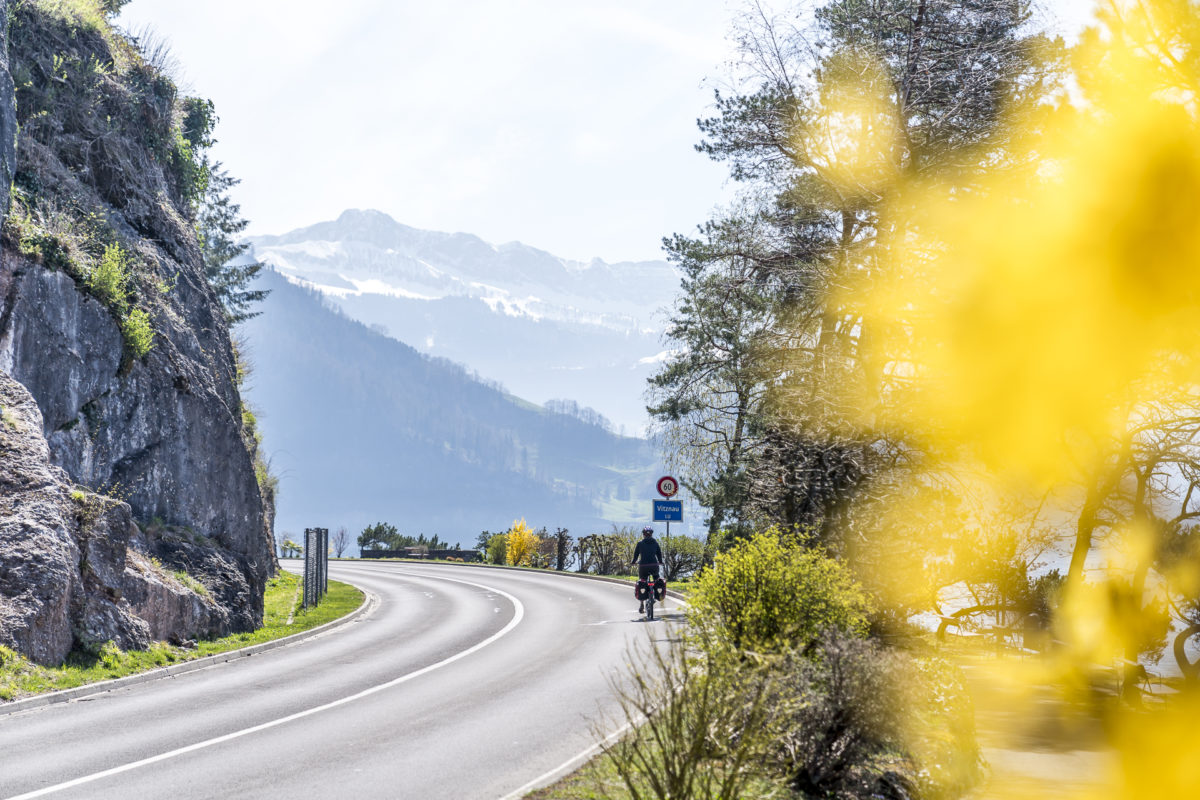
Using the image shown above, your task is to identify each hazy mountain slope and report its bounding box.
[332,291,665,437]
[240,270,658,542]
[247,209,678,433]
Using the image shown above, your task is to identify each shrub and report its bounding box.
[169,97,215,216]
[749,631,982,799]
[486,533,507,565]
[688,528,870,653]
[120,306,154,358]
[604,623,981,800]
[81,242,155,358]
[602,639,780,800]
[7,201,79,273]
[902,655,983,799]
[87,242,130,313]
[254,452,279,499]
[34,0,111,35]
[766,632,911,798]
[661,532,707,580]
[506,518,540,567]
[101,0,133,14]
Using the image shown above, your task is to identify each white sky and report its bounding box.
[116,0,1099,263]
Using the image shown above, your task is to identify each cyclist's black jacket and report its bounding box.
[632,537,663,565]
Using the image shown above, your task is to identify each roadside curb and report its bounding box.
[339,558,689,602]
[0,585,379,717]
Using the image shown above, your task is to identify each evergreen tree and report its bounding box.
[652,0,1063,542]
[198,162,268,323]
[648,212,774,542]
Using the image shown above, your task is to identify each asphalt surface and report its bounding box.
[0,561,682,799]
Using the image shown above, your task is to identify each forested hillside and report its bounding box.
[240,269,658,541]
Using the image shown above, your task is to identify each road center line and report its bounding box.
[4,572,525,800]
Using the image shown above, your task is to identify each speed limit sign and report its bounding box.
[656,476,679,498]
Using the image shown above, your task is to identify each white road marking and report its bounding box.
[499,595,691,800]
[496,721,633,800]
[3,573,525,800]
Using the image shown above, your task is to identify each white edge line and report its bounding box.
[494,582,693,800]
[496,721,633,800]
[1,580,380,718]
[3,573,525,800]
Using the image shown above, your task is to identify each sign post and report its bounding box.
[654,476,682,536]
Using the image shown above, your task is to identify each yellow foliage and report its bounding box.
[793,1,1200,796]
[852,2,1200,486]
[505,518,540,567]
[1111,693,1200,798]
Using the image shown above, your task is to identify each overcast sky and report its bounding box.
[116,0,1098,264]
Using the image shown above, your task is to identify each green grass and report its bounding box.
[0,571,362,701]
[170,570,210,598]
[527,746,780,800]
[526,751,625,800]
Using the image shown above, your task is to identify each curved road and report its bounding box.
[0,562,680,799]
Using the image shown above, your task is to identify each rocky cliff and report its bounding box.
[0,1,274,664]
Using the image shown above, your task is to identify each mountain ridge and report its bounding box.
[240,269,659,542]
[247,209,679,433]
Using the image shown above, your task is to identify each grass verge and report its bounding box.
[526,747,780,800]
[525,751,624,800]
[0,571,362,701]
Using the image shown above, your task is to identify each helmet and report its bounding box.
[642,526,653,536]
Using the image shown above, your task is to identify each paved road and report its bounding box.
[0,562,679,799]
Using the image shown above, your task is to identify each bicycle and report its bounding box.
[636,572,667,620]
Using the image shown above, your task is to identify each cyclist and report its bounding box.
[632,525,664,614]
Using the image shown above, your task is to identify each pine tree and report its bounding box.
[198,162,268,323]
[652,0,1064,541]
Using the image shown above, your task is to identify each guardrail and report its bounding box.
[303,527,329,609]
[361,548,481,561]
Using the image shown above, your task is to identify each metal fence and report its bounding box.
[361,549,481,561]
[303,527,329,609]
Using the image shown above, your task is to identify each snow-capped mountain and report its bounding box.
[238,270,661,540]
[248,209,680,434]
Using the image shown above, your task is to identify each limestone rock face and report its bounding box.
[0,256,270,625]
[0,374,159,662]
[69,491,151,652]
[0,1,275,664]
[0,373,247,663]
[123,540,244,643]
[0,0,14,225]
[0,245,270,648]
[0,373,77,663]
